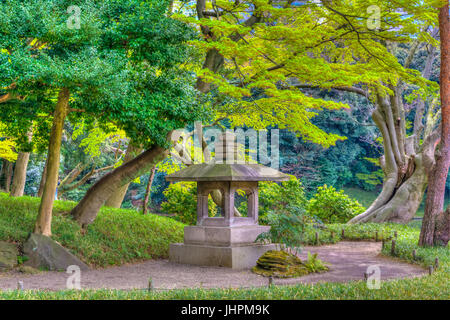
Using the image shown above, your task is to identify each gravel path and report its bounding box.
[0,241,426,291]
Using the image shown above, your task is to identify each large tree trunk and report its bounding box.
[104,142,142,208]
[419,3,450,246]
[350,33,440,224]
[71,145,168,226]
[34,88,69,236]
[349,89,432,223]
[10,152,30,197]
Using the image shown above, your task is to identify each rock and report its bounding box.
[0,241,19,271]
[23,233,89,271]
[252,250,309,278]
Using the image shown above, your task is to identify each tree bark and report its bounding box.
[10,130,33,197]
[419,3,450,246]
[1,160,13,192]
[10,152,30,197]
[349,31,440,224]
[104,142,142,208]
[37,156,48,197]
[34,88,70,236]
[71,145,168,226]
[142,166,156,215]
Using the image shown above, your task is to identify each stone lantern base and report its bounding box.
[169,225,276,269]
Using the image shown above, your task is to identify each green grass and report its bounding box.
[0,194,448,300]
[0,224,447,300]
[343,187,450,218]
[0,193,184,267]
[342,187,379,208]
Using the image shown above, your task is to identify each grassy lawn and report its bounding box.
[343,187,450,218]
[0,193,184,267]
[0,193,448,300]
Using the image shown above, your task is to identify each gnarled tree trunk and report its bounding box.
[104,141,142,208]
[34,88,70,236]
[349,90,437,223]
[349,33,440,224]
[71,145,168,226]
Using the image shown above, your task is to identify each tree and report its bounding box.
[349,33,441,223]
[172,0,440,223]
[142,166,156,215]
[57,120,126,199]
[10,130,33,197]
[104,141,142,208]
[69,0,202,225]
[419,1,450,246]
[0,0,200,234]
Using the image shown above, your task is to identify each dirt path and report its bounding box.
[0,242,426,291]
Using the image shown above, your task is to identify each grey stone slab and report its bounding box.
[169,243,276,269]
[184,225,270,247]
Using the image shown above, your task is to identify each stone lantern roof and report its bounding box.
[166,163,289,182]
[166,131,289,182]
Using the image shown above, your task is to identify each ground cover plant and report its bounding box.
[0,193,184,267]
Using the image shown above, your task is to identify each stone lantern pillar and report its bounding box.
[167,132,289,269]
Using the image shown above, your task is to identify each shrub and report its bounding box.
[256,204,312,250]
[239,176,307,224]
[161,182,216,225]
[308,185,365,223]
[302,252,329,273]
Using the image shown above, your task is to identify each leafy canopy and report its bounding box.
[0,0,207,149]
[176,0,440,147]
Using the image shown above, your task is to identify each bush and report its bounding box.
[161,182,216,225]
[308,185,365,223]
[256,204,312,249]
[239,176,307,224]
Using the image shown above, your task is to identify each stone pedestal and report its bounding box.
[169,225,275,269]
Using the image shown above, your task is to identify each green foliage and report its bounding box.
[239,176,307,224]
[175,0,438,148]
[0,138,17,162]
[0,0,206,150]
[16,255,29,266]
[308,185,365,223]
[256,205,311,250]
[302,252,329,274]
[71,121,126,160]
[0,193,184,267]
[161,182,216,225]
[355,157,384,190]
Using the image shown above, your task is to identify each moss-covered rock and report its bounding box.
[252,250,310,278]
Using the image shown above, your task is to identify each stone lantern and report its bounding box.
[167,132,289,269]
